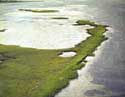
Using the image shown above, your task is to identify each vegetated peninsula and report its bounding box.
[0,20,108,97]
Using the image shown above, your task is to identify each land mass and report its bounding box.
[0,20,108,97]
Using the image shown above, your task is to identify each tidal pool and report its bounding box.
[0,7,92,49]
[59,51,76,57]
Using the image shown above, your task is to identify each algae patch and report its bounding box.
[19,9,59,13]
[0,29,6,32]
[51,17,69,20]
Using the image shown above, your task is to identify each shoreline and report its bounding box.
[0,20,108,97]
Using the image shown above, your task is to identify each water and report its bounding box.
[56,0,125,97]
[0,0,125,96]
[0,2,92,49]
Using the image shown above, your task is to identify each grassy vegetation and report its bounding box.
[19,9,59,13]
[51,17,69,20]
[75,20,97,26]
[0,20,108,97]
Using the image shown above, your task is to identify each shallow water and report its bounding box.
[0,0,125,97]
[59,51,76,57]
[56,0,125,97]
[0,4,92,49]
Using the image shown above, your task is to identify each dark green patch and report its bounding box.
[0,29,6,32]
[19,9,59,13]
[75,20,97,26]
[51,17,69,20]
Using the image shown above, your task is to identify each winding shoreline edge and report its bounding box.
[0,20,108,97]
